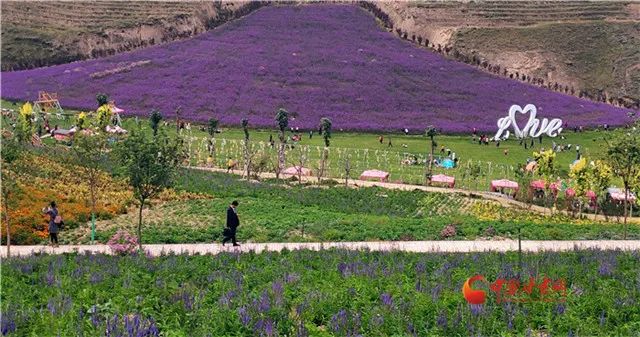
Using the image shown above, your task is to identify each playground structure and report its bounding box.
[32,91,64,115]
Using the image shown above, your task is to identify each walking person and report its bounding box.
[222,200,240,246]
[43,201,62,247]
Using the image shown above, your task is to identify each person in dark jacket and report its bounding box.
[222,200,240,246]
[43,201,60,247]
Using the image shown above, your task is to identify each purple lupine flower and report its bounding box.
[1,309,16,335]
[238,306,251,326]
[337,262,348,277]
[407,323,417,337]
[554,303,566,315]
[436,311,448,329]
[469,304,484,317]
[272,282,284,307]
[258,290,271,313]
[431,284,442,301]
[20,263,34,274]
[331,309,348,333]
[568,328,574,337]
[89,272,103,284]
[598,262,615,277]
[414,261,426,274]
[599,310,606,327]
[296,322,309,337]
[379,292,393,307]
[263,319,274,337]
[285,273,300,284]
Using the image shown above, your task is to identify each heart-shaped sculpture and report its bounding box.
[494,104,563,141]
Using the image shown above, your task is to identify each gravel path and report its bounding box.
[3,240,640,257]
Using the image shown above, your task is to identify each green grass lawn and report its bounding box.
[62,169,640,244]
[2,99,618,190]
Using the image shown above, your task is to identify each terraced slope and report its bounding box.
[1,4,634,132]
[1,1,263,70]
[376,1,640,103]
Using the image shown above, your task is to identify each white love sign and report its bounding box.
[494,104,563,141]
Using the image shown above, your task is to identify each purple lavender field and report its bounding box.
[1,4,633,132]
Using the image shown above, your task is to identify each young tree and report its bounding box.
[1,137,22,257]
[150,110,163,136]
[76,112,88,130]
[588,160,612,217]
[207,118,219,165]
[425,126,437,184]
[117,128,179,250]
[275,108,289,179]
[242,118,251,179]
[96,104,113,130]
[318,117,332,183]
[72,133,110,244]
[533,149,558,211]
[16,102,35,143]
[174,106,182,134]
[605,127,640,238]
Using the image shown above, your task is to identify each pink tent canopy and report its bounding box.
[283,166,313,176]
[359,170,389,182]
[430,174,455,188]
[530,180,545,189]
[607,188,637,202]
[490,179,519,192]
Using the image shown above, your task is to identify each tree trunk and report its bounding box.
[427,138,434,181]
[319,147,328,184]
[3,195,10,258]
[277,131,285,179]
[211,136,216,167]
[623,186,629,239]
[243,138,250,179]
[138,199,144,251]
[90,180,97,244]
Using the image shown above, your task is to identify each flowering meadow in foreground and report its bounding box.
[2,249,639,336]
[1,5,633,132]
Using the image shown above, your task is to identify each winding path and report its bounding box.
[3,240,640,257]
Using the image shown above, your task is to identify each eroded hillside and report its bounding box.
[375,1,639,105]
[1,1,265,70]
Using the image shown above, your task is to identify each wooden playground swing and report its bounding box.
[32,91,64,115]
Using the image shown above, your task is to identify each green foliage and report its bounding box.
[118,128,179,203]
[241,118,249,140]
[117,127,180,247]
[95,104,112,129]
[149,109,162,136]
[96,93,109,107]
[207,118,218,137]
[533,149,557,182]
[3,250,640,336]
[15,103,34,143]
[320,117,332,147]
[275,108,289,132]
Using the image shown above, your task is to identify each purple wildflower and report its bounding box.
[554,303,566,315]
[436,311,448,329]
[379,292,393,308]
[238,306,251,326]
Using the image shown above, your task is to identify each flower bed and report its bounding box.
[2,249,639,336]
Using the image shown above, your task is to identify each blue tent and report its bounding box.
[441,158,455,169]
